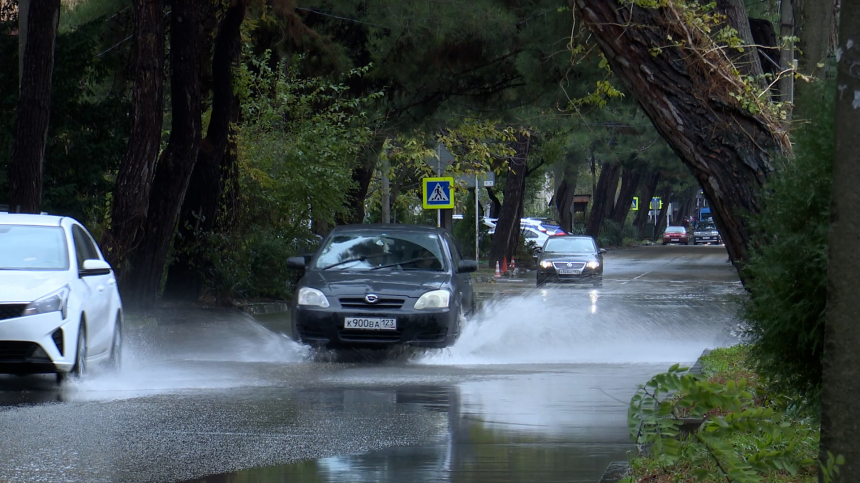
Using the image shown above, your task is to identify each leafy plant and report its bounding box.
[740,79,835,402]
[629,363,816,482]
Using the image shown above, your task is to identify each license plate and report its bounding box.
[344,317,397,330]
[559,269,581,275]
[671,238,679,242]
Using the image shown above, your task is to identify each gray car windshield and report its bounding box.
[314,232,446,271]
[0,225,70,270]
[543,238,596,253]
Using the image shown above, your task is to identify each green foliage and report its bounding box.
[740,79,834,402]
[628,358,819,483]
[0,11,129,227]
[193,50,381,300]
[597,219,637,247]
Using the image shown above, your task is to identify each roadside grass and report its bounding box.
[621,345,819,483]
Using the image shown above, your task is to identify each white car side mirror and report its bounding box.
[81,259,112,276]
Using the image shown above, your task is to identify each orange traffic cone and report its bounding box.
[502,257,508,274]
[494,261,501,278]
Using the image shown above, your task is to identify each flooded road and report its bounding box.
[0,245,740,483]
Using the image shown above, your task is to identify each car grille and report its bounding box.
[0,304,26,321]
[338,329,403,342]
[0,341,38,362]
[339,297,405,310]
[552,262,586,271]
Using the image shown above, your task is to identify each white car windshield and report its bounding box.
[0,225,70,270]
[314,232,446,271]
[543,238,596,253]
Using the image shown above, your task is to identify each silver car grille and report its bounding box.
[552,262,586,270]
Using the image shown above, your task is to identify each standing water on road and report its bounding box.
[418,287,739,366]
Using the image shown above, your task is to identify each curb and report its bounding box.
[597,461,631,483]
[597,348,713,483]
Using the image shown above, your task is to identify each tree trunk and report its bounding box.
[486,186,502,218]
[164,0,246,301]
[489,132,530,269]
[336,145,380,225]
[573,0,789,266]
[819,8,860,481]
[123,0,203,310]
[585,161,620,237]
[17,0,29,86]
[634,172,660,239]
[553,155,579,232]
[612,168,641,226]
[779,0,796,121]
[8,0,59,214]
[797,0,838,80]
[715,0,765,80]
[102,0,165,281]
[652,185,672,241]
[749,18,780,94]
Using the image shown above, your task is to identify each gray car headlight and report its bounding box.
[414,290,451,310]
[297,287,330,308]
[540,260,553,269]
[587,261,600,269]
[24,285,70,319]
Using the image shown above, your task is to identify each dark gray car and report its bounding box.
[535,235,605,288]
[286,224,477,350]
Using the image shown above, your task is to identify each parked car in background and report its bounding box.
[536,235,605,287]
[520,225,550,251]
[693,222,722,245]
[662,226,689,245]
[287,224,477,350]
[0,213,123,383]
[522,218,566,236]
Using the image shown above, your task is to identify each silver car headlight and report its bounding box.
[587,261,600,269]
[414,290,451,310]
[540,260,553,269]
[24,285,70,319]
[297,287,330,308]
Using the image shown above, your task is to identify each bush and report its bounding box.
[740,79,834,402]
[597,219,637,247]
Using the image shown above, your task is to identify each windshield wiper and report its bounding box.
[369,257,440,271]
[322,253,387,270]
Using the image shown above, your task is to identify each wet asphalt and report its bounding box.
[0,245,741,483]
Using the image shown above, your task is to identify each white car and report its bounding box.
[520,225,549,251]
[0,213,123,383]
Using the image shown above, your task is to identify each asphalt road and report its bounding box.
[0,245,742,483]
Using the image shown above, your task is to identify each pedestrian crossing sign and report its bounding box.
[422,177,455,209]
[632,197,639,211]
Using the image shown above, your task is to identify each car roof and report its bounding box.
[546,235,594,240]
[0,213,65,227]
[330,223,441,234]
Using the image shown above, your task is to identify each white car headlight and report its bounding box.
[24,285,70,319]
[587,261,600,269]
[297,287,330,308]
[540,260,553,269]
[414,290,450,310]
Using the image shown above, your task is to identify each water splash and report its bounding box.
[416,287,734,365]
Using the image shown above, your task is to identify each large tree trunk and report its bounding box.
[553,155,579,232]
[489,132,530,269]
[715,0,764,79]
[164,0,246,302]
[486,186,502,218]
[336,146,379,225]
[612,168,641,226]
[8,0,59,214]
[652,185,672,240]
[123,0,203,310]
[796,0,838,80]
[585,161,620,237]
[819,9,860,481]
[749,18,780,94]
[634,171,660,239]
[573,0,789,266]
[102,0,165,281]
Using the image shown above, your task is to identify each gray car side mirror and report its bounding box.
[457,260,478,273]
[287,256,306,269]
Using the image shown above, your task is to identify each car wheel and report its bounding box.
[536,275,546,287]
[57,324,86,384]
[108,317,122,371]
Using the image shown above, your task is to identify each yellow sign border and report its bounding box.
[422,177,455,209]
